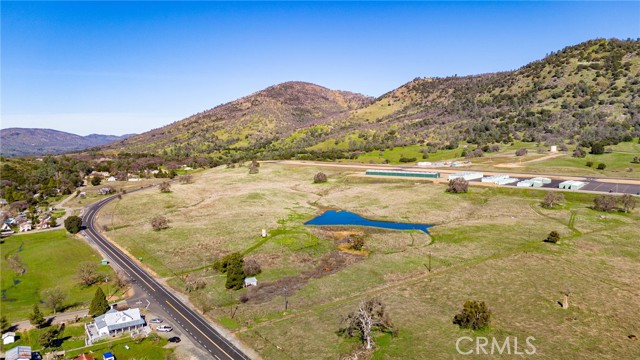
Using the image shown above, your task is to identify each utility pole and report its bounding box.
[428,251,432,272]
[283,287,288,311]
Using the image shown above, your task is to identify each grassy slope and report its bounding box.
[99,164,640,359]
[0,230,114,322]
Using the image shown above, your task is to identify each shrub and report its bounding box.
[446,178,469,193]
[399,156,417,163]
[572,148,586,158]
[64,215,82,234]
[593,195,617,212]
[243,258,262,277]
[150,215,169,231]
[351,237,365,251]
[515,148,528,157]
[586,161,593,167]
[590,143,605,155]
[159,182,171,193]
[597,163,606,170]
[544,231,560,243]
[90,176,102,186]
[453,300,491,330]
[313,172,328,183]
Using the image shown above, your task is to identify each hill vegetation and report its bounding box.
[100,38,640,162]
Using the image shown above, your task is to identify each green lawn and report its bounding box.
[1,230,114,322]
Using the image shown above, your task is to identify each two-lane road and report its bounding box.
[82,190,250,360]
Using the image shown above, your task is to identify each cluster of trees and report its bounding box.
[213,253,261,290]
[593,194,637,213]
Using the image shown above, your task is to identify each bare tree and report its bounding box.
[313,172,328,183]
[159,182,171,193]
[243,258,262,276]
[446,178,469,193]
[619,194,637,213]
[113,271,130,291]
[339,298,397,350]
[151,215,169,231]
[42,287,67,314]
[542,192,565,208]
[76,261,101,287]
[593,195,617,212]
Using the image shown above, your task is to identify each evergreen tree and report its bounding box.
[0,315,10,332]
[89,287,110,316]
[225,257,246,290]
[29,304,45,328]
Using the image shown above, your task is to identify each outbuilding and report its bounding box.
[448,172,484,181]
[559,180,587,190]
[244,277,258,287]
[3,331,16,344]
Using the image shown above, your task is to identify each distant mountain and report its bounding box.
[101,39,640,158]
[0,128,135,157]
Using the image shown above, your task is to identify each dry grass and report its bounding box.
[97,163,640,359]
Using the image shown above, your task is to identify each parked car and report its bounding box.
[149,318,163,323]
[168,336,181,343]
[156,325,173,332]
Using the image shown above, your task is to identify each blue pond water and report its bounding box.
[305,210,432,234]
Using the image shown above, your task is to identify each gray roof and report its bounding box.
[94,308,145,332]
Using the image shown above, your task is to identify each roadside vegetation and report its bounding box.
[0,230,116,322]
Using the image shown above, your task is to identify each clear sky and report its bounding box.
[1,1,639,135]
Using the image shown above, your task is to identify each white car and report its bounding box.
[156,325,173,332]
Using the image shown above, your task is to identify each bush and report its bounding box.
[590,143,605,155]
[159,182,171,193]
[446,178,469,193]
[64,215,82,234]
[593,195,617,212]
[586,161,593,167]
[515,148,528,157]
[544,231,560,243]
[243,258,262,277]
[313,172,328,183]
[150,215,169,231]
[453,300,491,330]
[597,163,606,170]
[399,156,417,163]
[351,237,365,251]
[572,148,586,158]
[90,176,102,186]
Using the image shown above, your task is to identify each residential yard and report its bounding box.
[0,230,115,322]
[98,163,640,359]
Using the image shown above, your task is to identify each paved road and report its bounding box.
[274,160,640,195]
[82,189,249,360]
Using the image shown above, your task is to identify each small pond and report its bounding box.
[305,210,432,234]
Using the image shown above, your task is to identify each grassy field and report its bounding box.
[353,139,640,179]
[0,230,115,322]
[98,164,640,359]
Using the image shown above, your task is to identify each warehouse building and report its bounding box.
[559,180,587,190]
[448,172,484,181]
[365,170,440,178]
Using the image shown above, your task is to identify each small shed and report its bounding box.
[103,352,115,360]
[2,331,16,344]
[244,277,258,287]
[101,259,109,266]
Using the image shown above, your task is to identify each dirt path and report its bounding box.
[494,152,565,168]
[10,309,89,332]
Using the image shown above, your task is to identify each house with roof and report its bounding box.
[85,308,146,345]
[5,345,32,360]
[3,331,16,344]
[1,223,14,233]
[19,221,32,232]
[244,277,258,287]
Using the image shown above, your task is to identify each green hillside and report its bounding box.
[102,39,640,160]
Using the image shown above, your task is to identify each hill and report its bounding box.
[0,128,134,157]
[107,81,372,156]
[101,39,640,160]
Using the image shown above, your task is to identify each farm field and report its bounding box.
[97,163,640,359]
[0,230,115,322]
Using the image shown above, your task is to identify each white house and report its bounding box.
[19,222,32,232]
[244,277,258,287]
[85,308,146,345]
[1,223,14,233]
[2,331,16,344]
[5,345,32,360]
[107,176,117,182]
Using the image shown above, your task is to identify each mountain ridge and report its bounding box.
[0,128,135,157]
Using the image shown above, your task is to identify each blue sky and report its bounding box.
[2,1,639,135]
